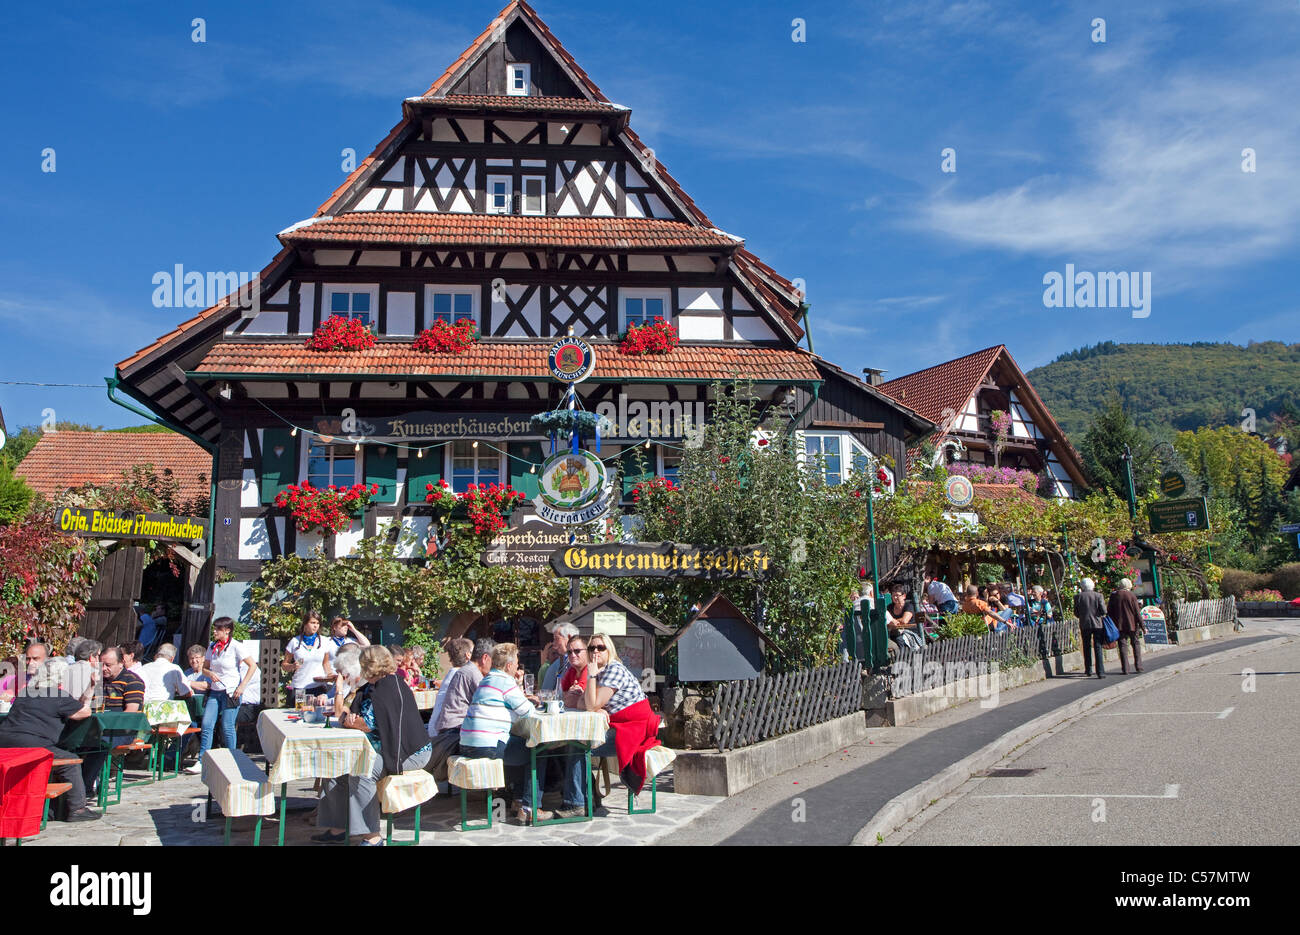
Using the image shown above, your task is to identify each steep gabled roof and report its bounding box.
[16,431,211,505]
[880,345,1087,489]
[115,1,804,415]
[878,345,1003,432]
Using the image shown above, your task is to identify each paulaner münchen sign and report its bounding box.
[550,542,772,579]
[58,507,209,544]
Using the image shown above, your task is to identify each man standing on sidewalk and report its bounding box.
[1107,578,1144,673]
[1075,578,1107,678]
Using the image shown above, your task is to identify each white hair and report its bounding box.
[1080,578,1095,591]
[155,643,177,661]
[1119,578,1133,590]
[335,651,362,687]
[549,622,579,639]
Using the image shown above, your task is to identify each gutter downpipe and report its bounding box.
[106,376,219,559]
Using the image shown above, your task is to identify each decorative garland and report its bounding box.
[413,318,479,354]
[619,318,679,355]
[528,410,613,436]
[274,481,378,535]
[305,315,376,352]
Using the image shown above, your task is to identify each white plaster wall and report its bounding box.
[387,291,416,335]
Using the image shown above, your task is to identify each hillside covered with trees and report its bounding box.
[1027,341,1300,443]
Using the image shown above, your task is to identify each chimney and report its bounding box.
[863,368,887,387]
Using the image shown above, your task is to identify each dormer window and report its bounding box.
[507,63,530,96]
[521,176,545,215]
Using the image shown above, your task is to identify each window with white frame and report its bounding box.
[659,448,681,486]
[487,175,512,214]
[801,432,892,490]
[326,287,376,325]
[425,286,477,324]
[521,176,545,215]
[506,63,531,96]
[307,439,357,489]
[450,440,500,492]
[622,291,669,329]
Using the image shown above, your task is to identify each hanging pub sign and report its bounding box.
[312,411,534,442]
[945,474,974,507]
[479,510,571,572]
[1160,470,1187,497]
[550,541,773,579]
[534,449,612,526]
[1147,497,1210,534]
[547,336,595,383]
[57,507,209,544]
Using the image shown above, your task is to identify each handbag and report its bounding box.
[1101,615,1120,646]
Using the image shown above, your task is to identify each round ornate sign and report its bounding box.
[547,337,595,384]
[945,474,974,507]
[538,450,608,511]
[1160,470,1187,497]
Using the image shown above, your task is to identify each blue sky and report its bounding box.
[1,0,1297,431]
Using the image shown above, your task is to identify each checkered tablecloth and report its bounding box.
[256,709,378,786]
[411,689,438,711]
[144,699,192,733]
[201,749,274,818]
[514,710,610,748]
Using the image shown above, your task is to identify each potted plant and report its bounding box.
[619,317,679,355]
[274,481,379,535]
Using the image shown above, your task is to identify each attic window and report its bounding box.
[507,63,530,96]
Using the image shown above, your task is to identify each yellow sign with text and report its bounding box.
[57,507,209,543]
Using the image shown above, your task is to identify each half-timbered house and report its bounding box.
[113,1,934,643]
[878,345,1088,498]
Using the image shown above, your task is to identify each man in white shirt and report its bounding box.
[138,644,193,702]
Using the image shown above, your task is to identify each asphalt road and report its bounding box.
[894,634,1300,845]
[658,624,1285,846]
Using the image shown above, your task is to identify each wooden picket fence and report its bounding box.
[889,619,1080,698]
[1170,596,1237,631]
[711,660,862,752]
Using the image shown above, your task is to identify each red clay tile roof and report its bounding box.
[878,346,1004,430]
[16,431,211,505]
[191,341,821,383]
[281,213,741,251]
[408,94,625,114]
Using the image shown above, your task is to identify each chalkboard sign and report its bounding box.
[664,592,780,682]
[1140,605,1169,644]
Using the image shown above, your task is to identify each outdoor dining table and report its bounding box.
[512,708,610,827]
[411,689,438,711]
[256,708,379,845]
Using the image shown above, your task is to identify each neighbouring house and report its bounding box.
[878,344,1087,499]
[110,0,933,652]
[16,430,211,507]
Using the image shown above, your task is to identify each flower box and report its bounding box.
[305,315,377,352]
[274,481,379,535]
[619,317,678,355]
[413,318,479,354]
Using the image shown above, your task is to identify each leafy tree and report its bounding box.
[0,459,33,524]
[1078,400,1154,499]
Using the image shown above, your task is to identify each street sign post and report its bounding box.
[1147,497,1210,534]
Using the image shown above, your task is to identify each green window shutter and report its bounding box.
[406,450,442,503]
[259,428,297,505]
[366,444,398,503]
[508,442,544,499]
[621,447,654,497]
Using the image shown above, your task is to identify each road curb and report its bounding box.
[852,634,1288,846]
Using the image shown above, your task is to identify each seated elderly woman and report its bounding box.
[313,646,432,846]
[331,643,363,719]
[577,632,663,801]
[458,642,547,824]
[0,658,99,822]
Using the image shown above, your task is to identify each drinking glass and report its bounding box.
[524,673,536,695]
